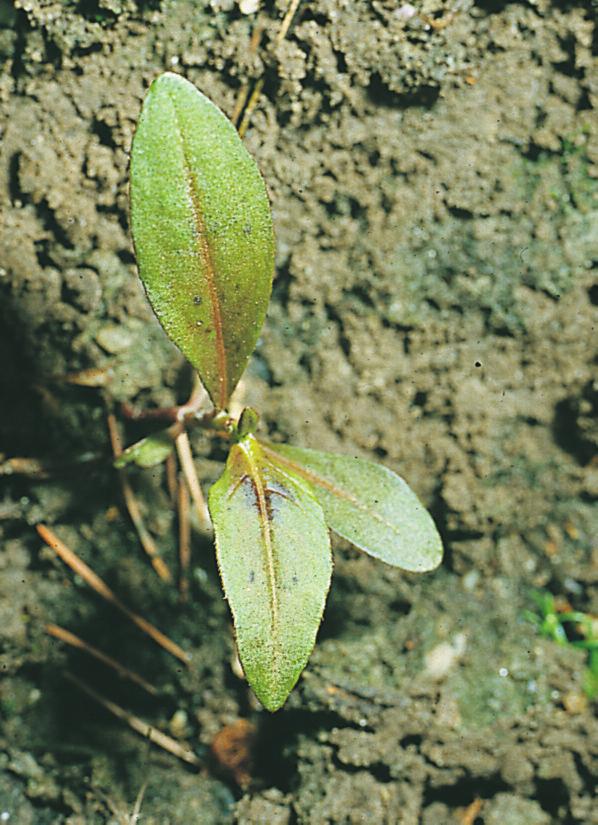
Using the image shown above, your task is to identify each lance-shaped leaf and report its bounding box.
[130,72,275,410]
[261,443,443,573]
[208,435,331,711]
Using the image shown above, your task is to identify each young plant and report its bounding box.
[524,590,598,700]
[128,72,443,711]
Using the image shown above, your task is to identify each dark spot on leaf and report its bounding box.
[249,570,255,583]
[475,361,482,368]
[193,295,202,305]
[243,222,252,236]
[264,488,274,522]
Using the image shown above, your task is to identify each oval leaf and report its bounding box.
[261,443,443,573]
[130,72,275,409]
[114,426,178,469]
[208,435,331,711]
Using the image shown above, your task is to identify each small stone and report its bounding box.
[169,709,189,738]
[562,690,588,715]
[96,325,133,354]
[395,3,417,20]
[239,0,259,13]
[424,636,466,680]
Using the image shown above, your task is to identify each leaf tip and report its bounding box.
[419,538,444,573]
[256,688,290,713]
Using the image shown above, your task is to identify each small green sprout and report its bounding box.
[524,590,598,700]
[128,72,443,711]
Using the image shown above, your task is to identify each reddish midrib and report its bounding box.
[237,443,281,651]
[171,100,228,409]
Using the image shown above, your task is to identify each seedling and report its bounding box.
[524,590,598,700]
[127,72,443,711]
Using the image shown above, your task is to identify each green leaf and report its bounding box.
[130,72,275,409]
[237,406,260,438]
[261,443,443,573]
[114,425,178,469]
[208,435,331,711]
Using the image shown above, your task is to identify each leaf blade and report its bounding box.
[130,72,275,409]
[208,435,332,711]
[114,424,180,469]
[261,443,443,573]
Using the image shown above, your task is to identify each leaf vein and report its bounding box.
[238,443,281,653]
[261,444,405,537]
[168,94,228,409]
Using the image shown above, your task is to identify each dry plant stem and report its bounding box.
[0,454,101,480]
[238,79,264,139]
[420,0,465,31]
[129,782,148,825]
[37,524,190,666]
[178,476,191,602]
[65,672,200,767]
[165,452,178,504]
[236,0,302,137]
[121,375,209,426]
[277,0,302,42]
[121,402,181,423]
[107,412,173,583]
[62,366,114,388]
[231,21,265,126]
[458,798,483,825]
[231,83,251,127]
[0,456,52,479]
[175,430,212,532]
[45,623,158,696]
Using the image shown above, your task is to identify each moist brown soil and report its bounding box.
[0,1,597,823]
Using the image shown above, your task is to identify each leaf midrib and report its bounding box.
[237,442,281,656]
[168,94,228,409]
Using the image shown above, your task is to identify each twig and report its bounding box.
[277,0,302,42]
[231,20,265,127]
[165,452,178,505]
[107,412,173,584]
[0,454,101,480]
[458,798,483,825]
[238,78,265,139]
[121,402,181,423]
[236,0,303,137]
[130,781,148,824]
[61,367,114,388]
[37,524,190,666]
[65,672,200,766]
[178,476,191,602]
[175,431,212,533]
[45,623,158,696]
[231,83,251,127]
[0,456,53,479]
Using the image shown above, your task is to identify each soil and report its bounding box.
[0,0,597,823]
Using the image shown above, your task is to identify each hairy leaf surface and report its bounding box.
[262,443,443,572]
[130,72,274,409]
[208,435,331,711]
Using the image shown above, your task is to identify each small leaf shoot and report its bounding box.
[114,423,181,469]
